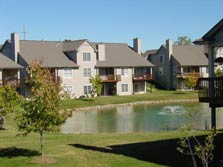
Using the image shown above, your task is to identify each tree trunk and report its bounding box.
[40,130,44,158]
[187,137,197,167]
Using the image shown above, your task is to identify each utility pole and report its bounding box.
[22,24,27,40]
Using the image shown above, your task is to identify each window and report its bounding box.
[121,68,128,76]
[83,52,91,61]
[160,55,164,63]
[64,85,72,93]
[84,85,91,94]
[83,68,91,77]
[121,84,128,92]
[159,67,164,75]
[63,68,72,78]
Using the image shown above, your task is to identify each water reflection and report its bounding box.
[61,102,223,134]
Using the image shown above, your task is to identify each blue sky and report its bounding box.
[0,0,222,51]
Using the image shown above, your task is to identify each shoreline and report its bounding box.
[73,98,198,111]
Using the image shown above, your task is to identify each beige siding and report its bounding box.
[116,68,133,95]
[60,41,97,98]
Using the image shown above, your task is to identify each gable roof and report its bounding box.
[18,40,79,68]
[194,18,223,44]
[202,18,223,41]
[143,49,158,58]
[172,45,208,66]
[63,39,87,52]
[0,53,23,69]
[92,42,154,67]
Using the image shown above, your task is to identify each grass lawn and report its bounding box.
[61,90,198,109]
[2,127,223,167]
[2,90,221,167]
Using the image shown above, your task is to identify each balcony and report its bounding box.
[0,78,23,88]
[132,74,153,81]
[177,72,201,78]
[198,77,223,107]
[100,75,121,83]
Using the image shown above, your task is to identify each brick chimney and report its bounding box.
[11,32,20,63]
[133,38,141,55]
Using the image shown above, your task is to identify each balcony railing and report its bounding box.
[198,77,223,107]
[132,74,153,81]
[100,75,121,83]
[0,78,23,88]
[177,72,201,78]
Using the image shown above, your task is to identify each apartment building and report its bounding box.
[0,53,22,88]
[0,33,153,97]
[144,39,208,90]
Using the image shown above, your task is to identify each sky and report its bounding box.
[0,0,222,51]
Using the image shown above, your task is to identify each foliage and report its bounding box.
[64,39,72,42]
[0,84,23,129]
[174,36,192,45]
[184,71,199,90]
[89,75,102,97]
[177,129,215,167]
[215,67,223,77]
[16,62,71,158]
[146,82,155,93]
[178,109,215,167]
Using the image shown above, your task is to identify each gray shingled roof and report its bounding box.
[173,45,208,66]
[19,40,79,68]
[194,19,223,44]
[0,53,23,69]
[92,43,154,67]
[63,40,87,52]
[143,49,158,57]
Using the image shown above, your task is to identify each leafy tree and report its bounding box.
[0,84,22,129]
[174,36,192,45]
[89,75,102,97]
[184,71,199,90]
[215,68,223,77]
[16,62,71,158]
[64,39,72,42]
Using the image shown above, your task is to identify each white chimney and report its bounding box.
[133,38,141,55]
[166,39,173,60]
[11,32,20,63]
[97,43,105,61]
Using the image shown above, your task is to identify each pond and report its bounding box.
[61,102,223,134]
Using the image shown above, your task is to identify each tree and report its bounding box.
[184,71,198,90]
[174,36,192,45]
[0,84,22,129]
[215,68,223,77]
[177,109,215,167]
[177,129,215,167]
[16,62,71,158]
[89,75,102,97]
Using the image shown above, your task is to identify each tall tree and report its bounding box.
[174,36,192,45]
[89,75,102,97]
[16,62,71,158]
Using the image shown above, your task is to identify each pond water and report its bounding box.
[61,102,223,134]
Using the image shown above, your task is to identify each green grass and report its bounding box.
[2,90,219,167]
[1,127,223,167]
[2,128,220,167]
[61,90,198,109]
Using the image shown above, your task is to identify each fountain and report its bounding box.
[158,106,186,115]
